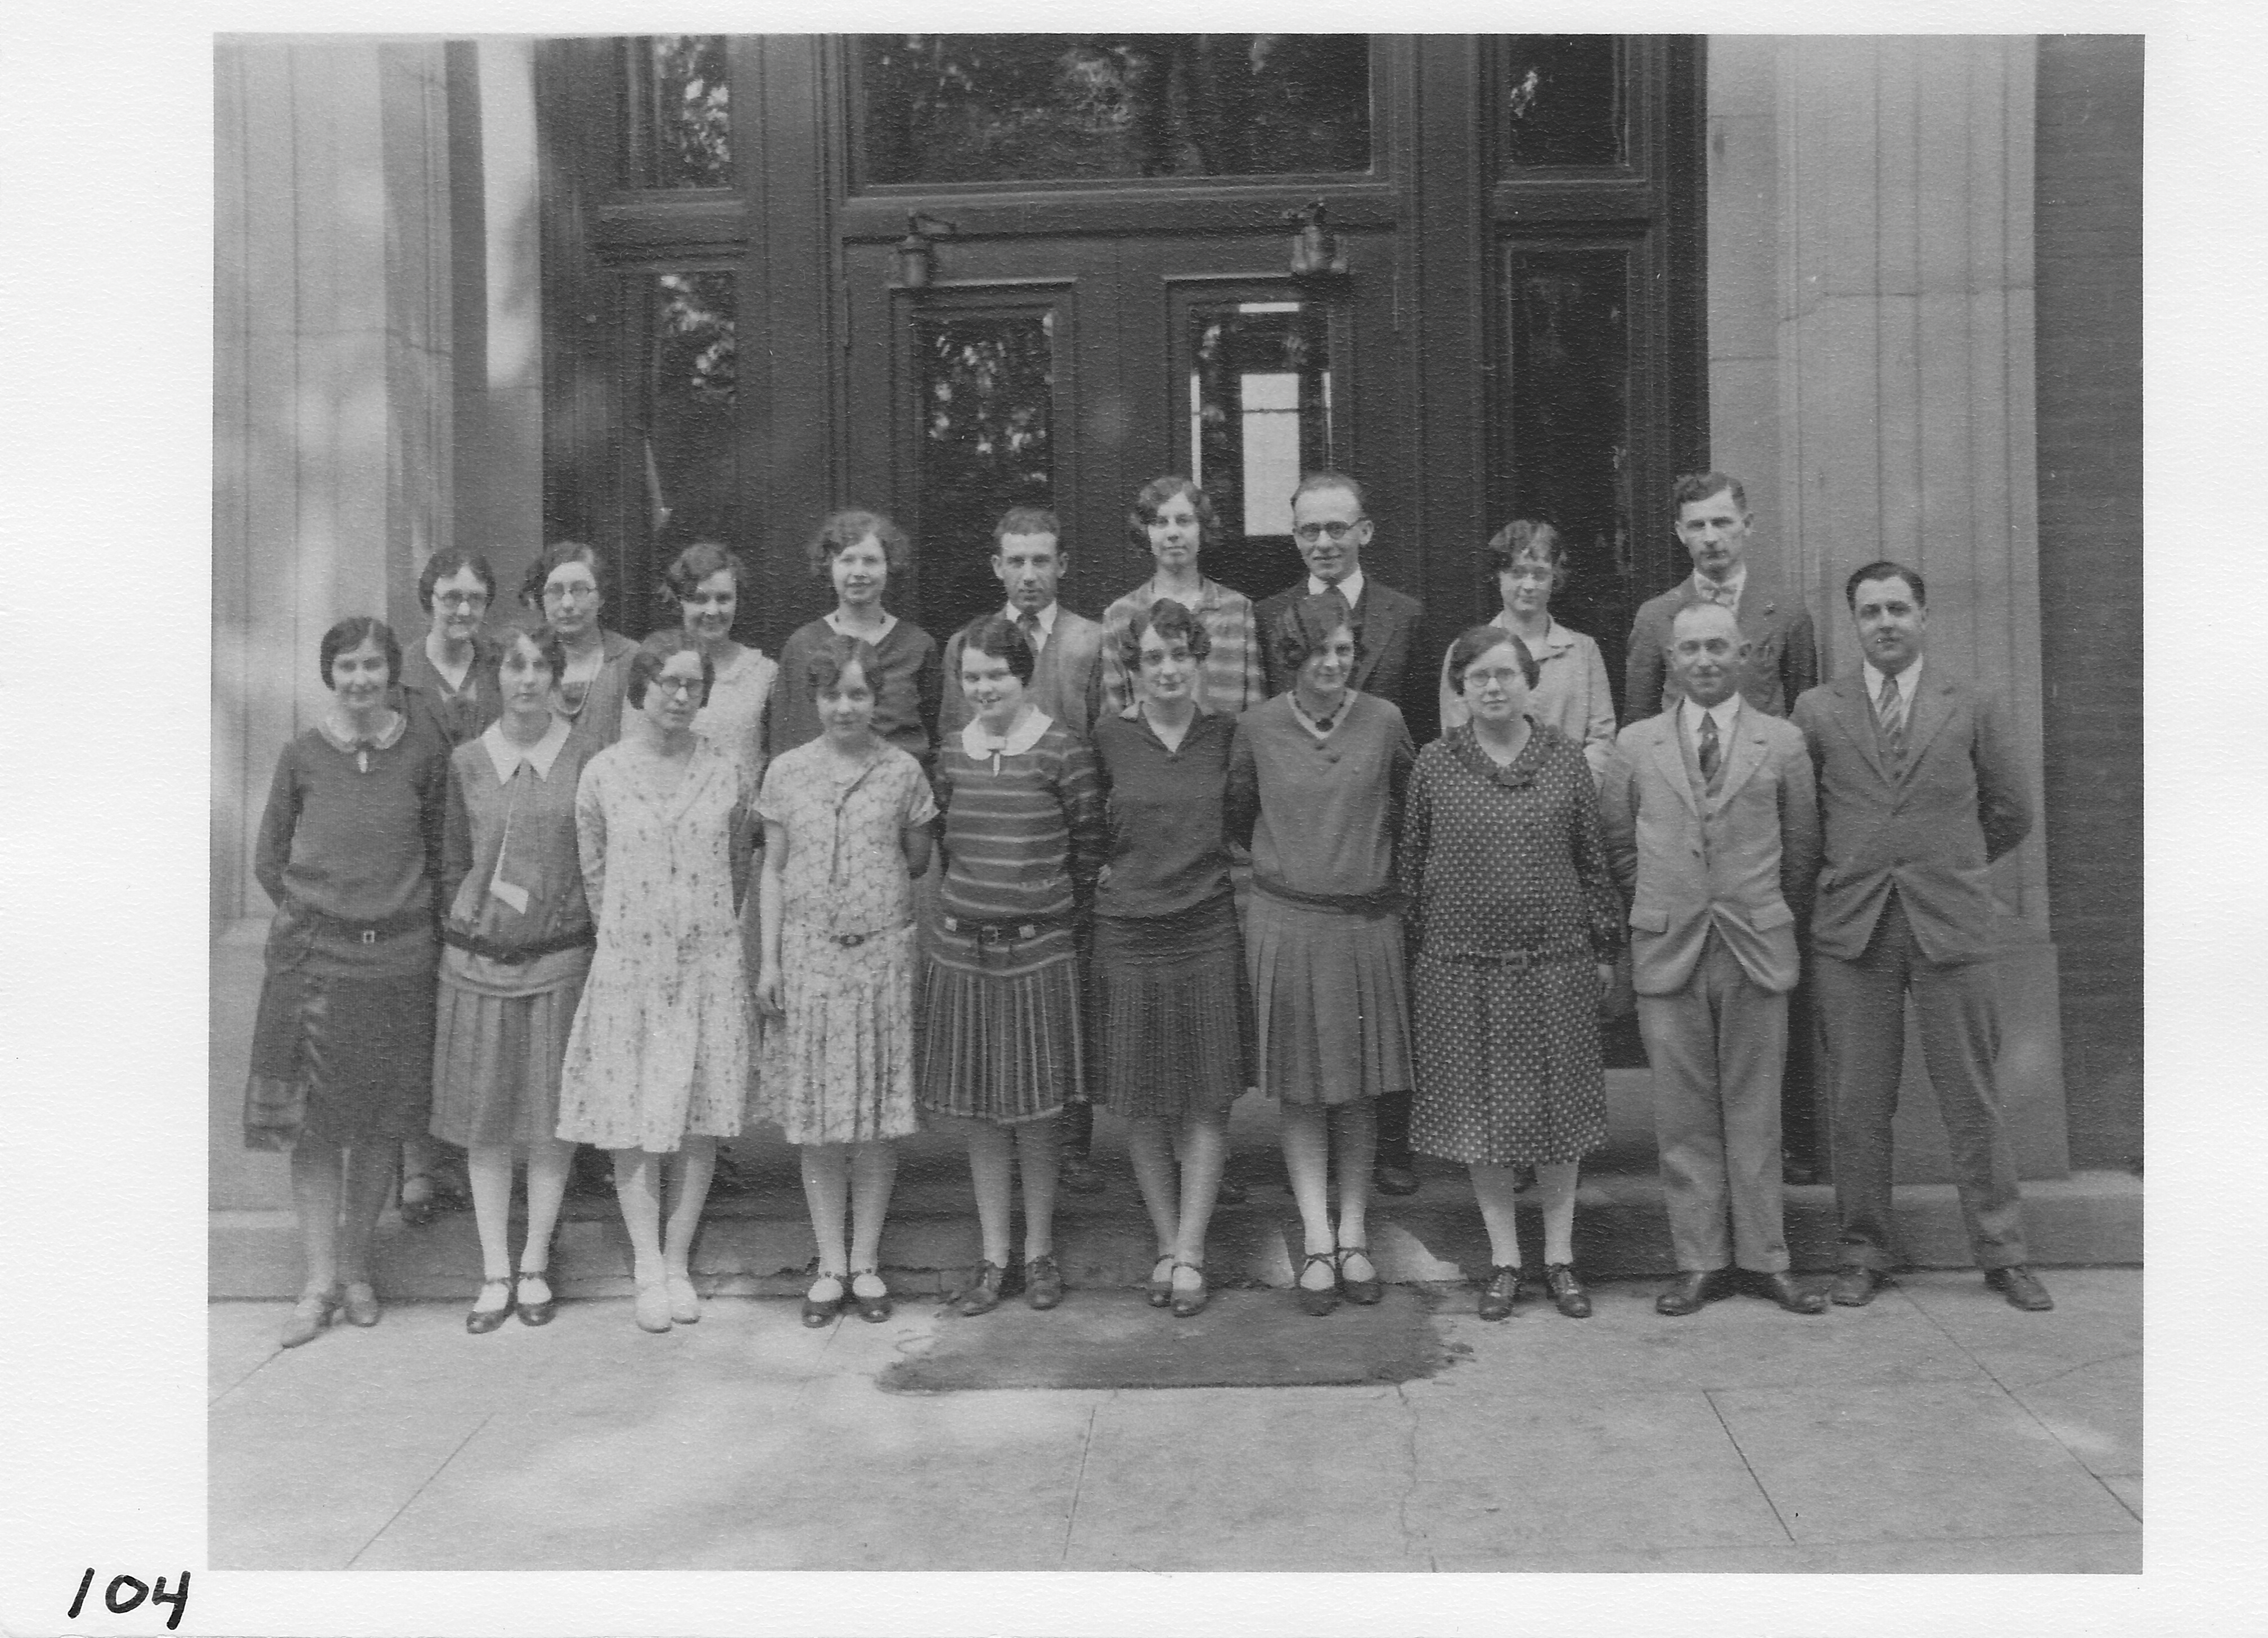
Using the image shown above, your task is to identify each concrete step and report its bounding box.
[209,1154,2140,1300]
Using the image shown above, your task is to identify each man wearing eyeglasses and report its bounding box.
[1253,471,1427,1195]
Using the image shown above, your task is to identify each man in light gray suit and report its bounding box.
[1603,603,1826,1316]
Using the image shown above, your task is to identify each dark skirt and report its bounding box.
[917,922,1083,1125]
[429,960,588,1149]
[1090,893,1252,1123]
[1245,890,1414,1107]
[1408,949,1607,1167]
[245,958,437,1150]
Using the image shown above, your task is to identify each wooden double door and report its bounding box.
[540,35,1704,731]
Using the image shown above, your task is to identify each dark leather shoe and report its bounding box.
[1655,1268,1734,1317]
[1372,1160,1419,1197]
[1477,1266,1522,1321]
[849,1270,893,1324]
[515,1269,557,1327]
[802,1275,845,1328]
[465,1276,516,1334]
[1749,1270,1826,1314]
[953,1261,1006,1317]
[1544,1263,1591,1318]
[1296,1251,1340,1316]
[1058,1155,1105,1196]
[1336,1245,1383,1305]
[1984,1264,2055,1311]
[1023,1254,1065,1311]
[1830,1264,1889,1307]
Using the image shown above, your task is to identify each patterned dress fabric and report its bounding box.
[692,643,778,785]
[917,717,1106,1124]
[754,738,935,1145]
[430,722,596,1149]
[771,615,942,771]
[244,712,448,1149]
[1097,577,1266,719]
[556,737,753,1152]
[1398,721,1623,1166]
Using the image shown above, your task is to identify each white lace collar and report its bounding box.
[480,716,571,783]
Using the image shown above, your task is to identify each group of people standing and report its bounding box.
[244,462,2054,1352]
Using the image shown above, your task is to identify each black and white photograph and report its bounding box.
[1,7,2255,1634]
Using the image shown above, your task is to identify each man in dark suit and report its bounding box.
[1792,561,2051,1311]
[1627,472,1826,1187]
[1601,603,1825,1316]
[1252,471,1428,1195]
[1626,473,1819,723]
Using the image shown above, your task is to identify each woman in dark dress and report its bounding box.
[1228,592,1417,1317]
[246,618,449,1348]
[1400,626,1623,1321]
[770,510,942,770]
[1089,599,1250,1317]
[521,541,638,762]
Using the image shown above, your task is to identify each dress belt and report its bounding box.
[1421,939,1591,971]
[443,924,597,965]
[1252,873,1401,916]
[939,912,1070,946]
[289,899,434,946]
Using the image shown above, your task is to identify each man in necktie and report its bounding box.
[1601,604,1826,1316]
[1250,472,1428,1194]
[1791,561,2050,1311]
[938,508,1113,1192]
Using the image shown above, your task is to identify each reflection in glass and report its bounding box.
[917,311,1055,631]
[640,272,738,621]
[1504,248,1632,705]
[1501,37,1623,169]
[862,35,1371,185]
[1188,299,1332,597]
[629,35,732,188]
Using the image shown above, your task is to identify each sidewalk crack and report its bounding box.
[1394,1382,1423,1562]
[345,1409,495,1569]
[1704,1389,1796,1545]
[1058,1397,1104,1568]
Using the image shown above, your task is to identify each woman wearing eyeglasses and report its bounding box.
[520,542,638,762]
[1436,521,1616,780]
[556,631,757,1332]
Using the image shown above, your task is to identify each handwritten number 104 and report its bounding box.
[67,1568,190,1630]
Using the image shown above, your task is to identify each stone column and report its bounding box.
[212,39,455,925]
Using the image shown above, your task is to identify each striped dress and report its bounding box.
[1097,576,1266,720]
[918,712,1106,1124]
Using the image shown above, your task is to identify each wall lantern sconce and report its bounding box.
[1284,199,1348,280]
[894,213,957,289]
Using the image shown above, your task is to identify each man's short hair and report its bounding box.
[1290,471,1367,516]
[1843,559,1927,610]
[1667,599,1746,651]
[1670,471,1747,516]
[993,506,1061,547]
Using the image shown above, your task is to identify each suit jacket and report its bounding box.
[1253,575,1424,710]
[938,608,1107,743]
[1600,704,1820,996]
[1624,573,1818,724]
[1790,669,2032,966]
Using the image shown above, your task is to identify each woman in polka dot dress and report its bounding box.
[1399,626,1623,1321]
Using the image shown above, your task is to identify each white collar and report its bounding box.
[317,709,406,754]
[1002,601,1059,636]
[1307,567,1366,608]
[826,608,898,641]
[960,708,1053,761]
[480,716,572,782]
[1861,655,1924,700]
[1678,693,1742,745]
[1691,564,1748,606]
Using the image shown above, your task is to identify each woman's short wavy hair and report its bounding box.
[319,616,402,688]
[1114,596,1212,675]
[416,548,498,613]
[1126,475,1217,555]
[956,613,1037,686]
[803,632,884,701]
[1483,519,1568,595]
[518,540,610,614]
[1446,624,1539,694]
[663,538,748,604]
[807,508,912,578]
[1269,590,1365,680]
[498,623,569,682]
[625,628,715,709]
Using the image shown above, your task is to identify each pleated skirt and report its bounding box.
[1245,891,1414,1107]
[758,920,922,1145]
[917,922,1083,1125]
[1408,950,1608,1167]
[244,963,436,1151]
[428,958,589,1149]
[1090,894,1252,1122]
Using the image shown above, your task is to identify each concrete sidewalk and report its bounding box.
[209,1267,2139,1574]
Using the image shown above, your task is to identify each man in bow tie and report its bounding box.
[1792,561,2051,1312]
[1601,602,1825,1317]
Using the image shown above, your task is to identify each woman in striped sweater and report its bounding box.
[920,614,1107,1316]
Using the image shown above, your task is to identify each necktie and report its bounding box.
[1018,610,1042,658]
[1699,578,1736,608]
[1698,712,1721,793]
[1876,674,1907,773]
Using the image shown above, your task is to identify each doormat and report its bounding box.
[878,1287,1445,1393]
